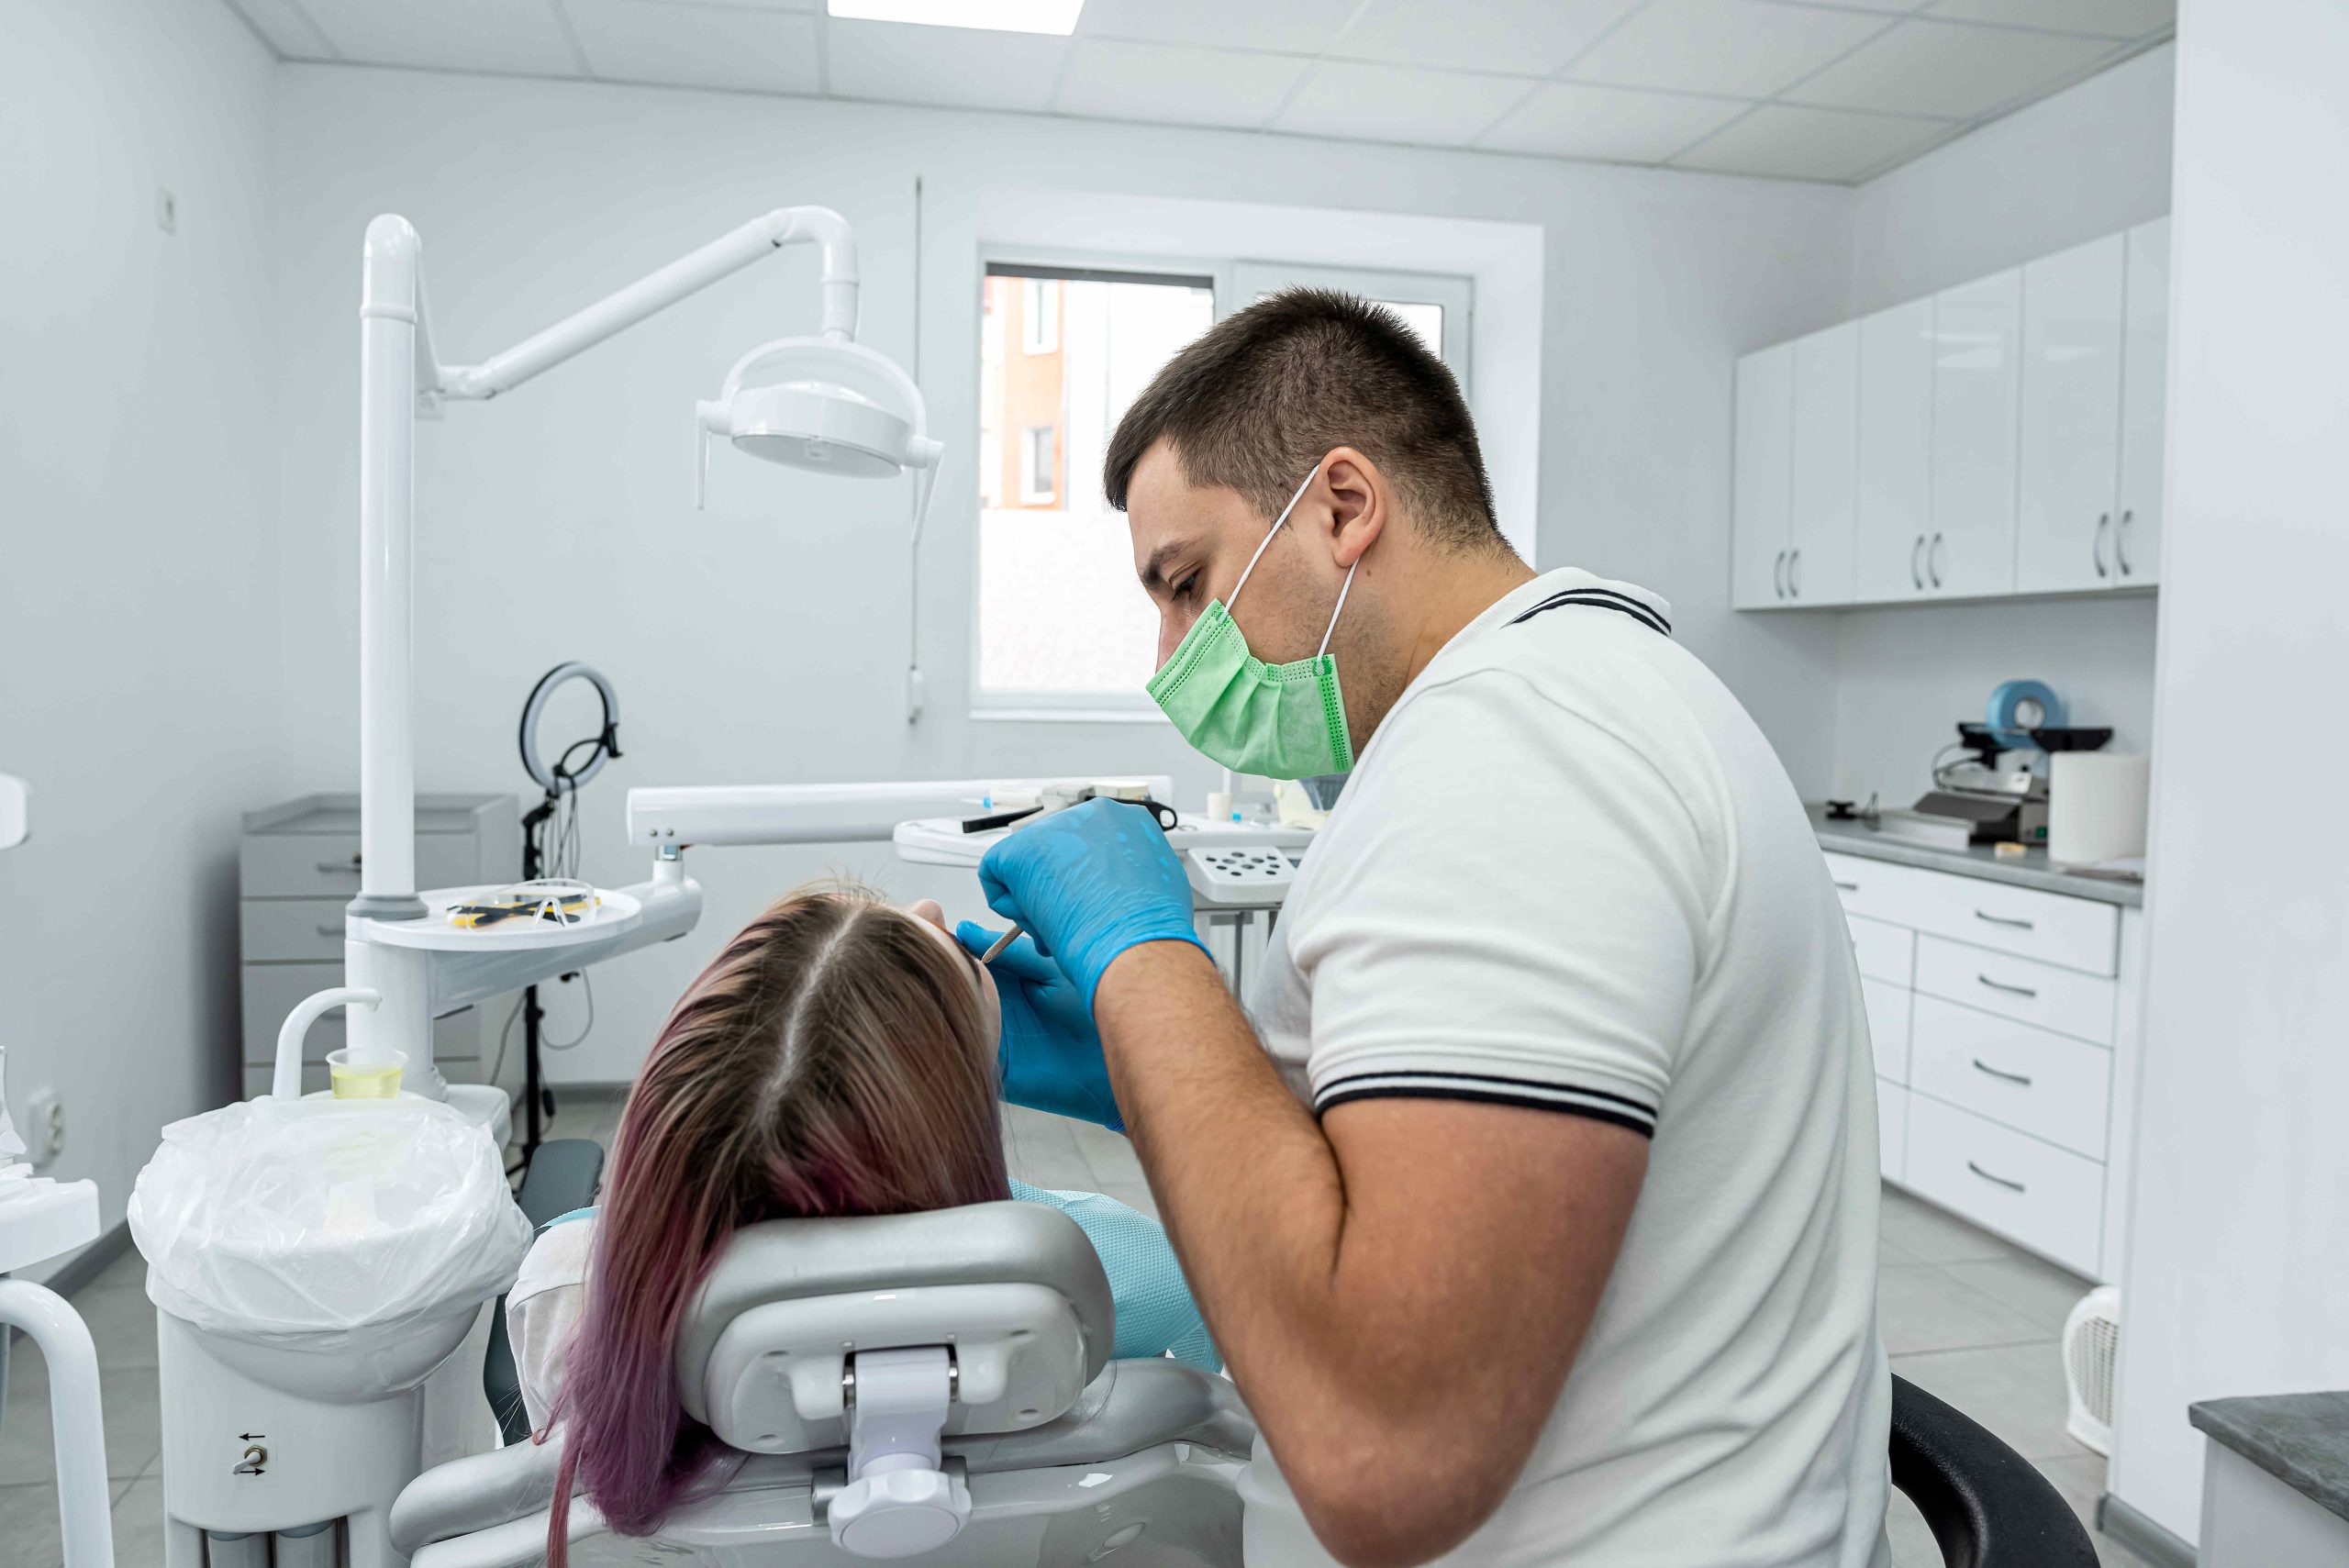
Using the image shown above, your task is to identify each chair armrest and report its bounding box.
[1890,1373,2099,1568]
[391,1436,567,1556]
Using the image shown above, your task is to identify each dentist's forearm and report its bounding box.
[1090,946,1434,1477]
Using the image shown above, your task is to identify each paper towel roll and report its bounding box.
[2048,752,2151,865]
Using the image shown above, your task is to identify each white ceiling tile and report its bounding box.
[1925,0,2173,39]
[1333,0,1645,79]
[1565,0,1893,99]
[296,0,584,75]
[562,0,820,93]
[825,18,1068,111]
[221,0,338,57]
[1672,103,1955,181]
[1786,18,2118,119]
[1055,39,1308,128]
[1274,61,1532,147]
[1075,0,1358,56]
[1479,83,1746,163]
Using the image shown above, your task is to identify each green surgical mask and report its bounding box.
[1147,465,1357,780]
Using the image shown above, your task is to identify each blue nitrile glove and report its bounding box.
[976,797,1209,1010]
[958,921,1124,1131]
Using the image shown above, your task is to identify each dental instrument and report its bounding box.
[981,923,1026,963]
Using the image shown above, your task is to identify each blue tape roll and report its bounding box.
[1986,680,2065,749]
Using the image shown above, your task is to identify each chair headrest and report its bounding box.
[674,1200,1116,1453]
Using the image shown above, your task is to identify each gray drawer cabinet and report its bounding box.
[238,794,521,1101]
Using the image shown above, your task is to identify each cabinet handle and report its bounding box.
[1910,535,1925,590]
[1787,548,1801,597]
[1972,1058,2034,1086]
[1966,1160,2027,1193]
[2093,512,2110,578]
[1832,879,1860,892]
[1976,973,2039,999]
[1929,533,1945,588]
[1974,908,2034,930]
[316,924,345,938]
[2117,508,2133,576]
[316,859,362,874]
[1773,550,1787,598]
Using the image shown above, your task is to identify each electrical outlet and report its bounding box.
[23,1088,63,1168]
[156,186,177,235]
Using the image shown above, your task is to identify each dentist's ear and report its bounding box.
[1318,447,1386,568]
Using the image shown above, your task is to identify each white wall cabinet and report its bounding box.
[1731,342,1795,608]
[2116,217,2168,586]
[2017,234,2127,593]
[1854,299,1936,602]
[1736,218,2166,611]
[1788,324,1858,605]
[1827,848,2143,1281]
[1731,343,1794,608]
[1927,268,2022,599]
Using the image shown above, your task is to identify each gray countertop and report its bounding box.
[1809,806,2143,907]
[2192,1391,2349,1523]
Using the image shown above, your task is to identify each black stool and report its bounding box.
[1892,1373,2099,1567]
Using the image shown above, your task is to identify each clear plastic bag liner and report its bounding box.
[130,1096,532,1352]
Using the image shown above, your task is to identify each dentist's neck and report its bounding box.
[1397,545,1537,691]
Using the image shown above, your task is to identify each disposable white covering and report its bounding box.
[130,1096,531,1356]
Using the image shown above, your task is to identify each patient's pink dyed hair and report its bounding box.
[546,884,1009,1565]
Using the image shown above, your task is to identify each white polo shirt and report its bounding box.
[1241,568,1890,1568]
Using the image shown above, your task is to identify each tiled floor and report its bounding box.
[1,1092,2151,1566]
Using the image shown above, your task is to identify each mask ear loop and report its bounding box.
[1318,558,1360,659]
[1227,463,1323,613]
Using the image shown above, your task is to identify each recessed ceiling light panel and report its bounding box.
[827,0,1085,35]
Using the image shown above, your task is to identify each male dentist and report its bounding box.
[962,291,1889,1568]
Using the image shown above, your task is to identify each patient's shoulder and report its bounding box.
[513,1207,597,1305]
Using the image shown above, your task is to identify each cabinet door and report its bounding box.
[2116,217,2168,586]
[2016,235,2125,594]
[1929,270,2022,598]
[1855,300,1935,603]
[1732,344,1794,609]
[1788,324,1859,605]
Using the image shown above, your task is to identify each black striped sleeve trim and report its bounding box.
[1312,1070,1658,1138]
[1508,588,1673,637]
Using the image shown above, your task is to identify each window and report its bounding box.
[1019,424,1057,505]
[975,257,1471,716]
[977,262,1216,711]
[1021,277,1060,354]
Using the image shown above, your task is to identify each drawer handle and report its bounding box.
[1832,880,1860,892]
[316,859,362,875]
[1976,973,2039,999]
[1972,1058,2033,1087]
[1974,909,2035,930]
[316,924,345,938]
[1966,1160,2026,1194]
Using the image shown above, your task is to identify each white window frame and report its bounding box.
[970,249,1476,722]
[1019,423,1057,505]
[1020,277,1059,354]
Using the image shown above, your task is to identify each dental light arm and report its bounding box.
[423,206,860,402]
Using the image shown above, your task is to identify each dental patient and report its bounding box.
[513,884,1214,1563]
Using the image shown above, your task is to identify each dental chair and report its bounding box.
[390,1201,1254,1567]
[394,1192,2092,1568]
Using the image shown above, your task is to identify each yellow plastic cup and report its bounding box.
[328,1048,406,1100]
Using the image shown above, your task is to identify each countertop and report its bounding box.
[2192,1391,2349,1524]
[1809,806,2143,907]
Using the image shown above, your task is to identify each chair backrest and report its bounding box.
[673,1200,1116,1455]
[1890,1373,2099,1568]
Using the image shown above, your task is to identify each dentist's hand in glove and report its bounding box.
[978,798,1209,1008]
[956,922,1126,1130]
[955,799,1212,1131]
